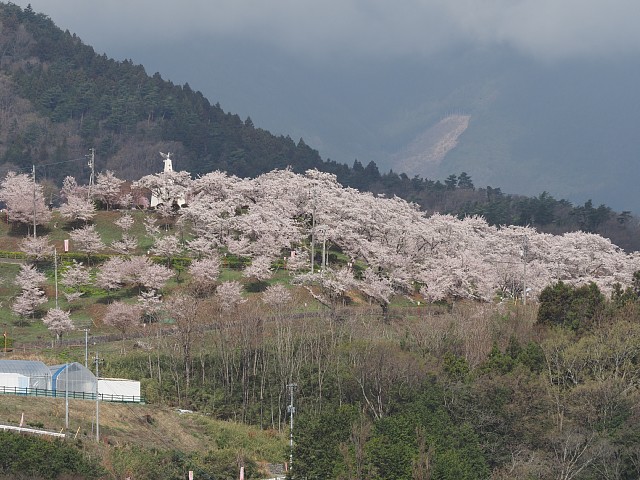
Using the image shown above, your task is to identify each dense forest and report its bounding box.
[0,3,636,250]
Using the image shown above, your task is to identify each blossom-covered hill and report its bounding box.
[3,166,639,323]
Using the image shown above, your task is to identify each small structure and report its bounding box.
[0,360,51,389]
[0,372,28,389]
[0,360,142,402]
[49,362,96,396]
[98,378,141,402]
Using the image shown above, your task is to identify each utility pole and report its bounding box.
[65,363,69,430]
[522,236,529,305]
[86,148,95,198]
[83,329,89,368]
[287,383,297,472]
[311,207,316,274]
[95,353,100,443]
[32,165,37,238]
[54,247,58,308]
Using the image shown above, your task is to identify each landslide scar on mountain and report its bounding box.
[392,114,470,177]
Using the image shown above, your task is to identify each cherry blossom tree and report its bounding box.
[96,256,173,293]
[243,255,273,282]
[294,267,355,315]
[111,213,138,254]
[60,260,91,303]
[12,264,47,320]
[95,256,127,292]
[115,213,135,232]
[186,237,219,259]
[69,225,105,262]
[261,283,293,308]
[103,301,141,353]
[59,194,96,224]
[138,289,163,323]
[94,170,124,210]
[286,249,310,274]
[126,256,174,292]
[60,176,88,200]
[111,234,138,255]
[216,281,247,311]
[42,308,74,343]
[143,215,161,238]
[0,171,51,232]
[188,256,221,296]
[19,235,53,262]
[134,169,192,209]
[135,167,640,308]
[150,234,182,266]
[359,267,395,319]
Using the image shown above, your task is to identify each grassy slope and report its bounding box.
[0,394,287,477]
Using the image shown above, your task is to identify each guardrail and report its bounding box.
[0,423,65,438]
[0,385,144,403]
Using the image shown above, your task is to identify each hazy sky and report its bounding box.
[13,0,640,62]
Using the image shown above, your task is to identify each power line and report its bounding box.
[10,155,94,176]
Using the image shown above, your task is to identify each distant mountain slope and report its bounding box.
[0,3,336,183]
[379,53,640,213]
[392,114,470,177]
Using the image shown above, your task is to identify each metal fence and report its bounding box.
[0,385,144,403]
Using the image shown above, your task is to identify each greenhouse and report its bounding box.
[0,359,142,402]
[49,362,96,396]
[0,360,51,389]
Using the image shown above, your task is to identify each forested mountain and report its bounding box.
[0,3,639,250]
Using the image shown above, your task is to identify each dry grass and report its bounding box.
[0,394,286,460]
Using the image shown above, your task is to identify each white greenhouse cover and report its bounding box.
[0,360,51,388]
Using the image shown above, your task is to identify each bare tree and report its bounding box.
[166,294,201,406]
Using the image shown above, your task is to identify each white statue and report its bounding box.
[159,152,173,172]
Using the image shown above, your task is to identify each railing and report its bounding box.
[0,385,144,403]
[0,423,65,438]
